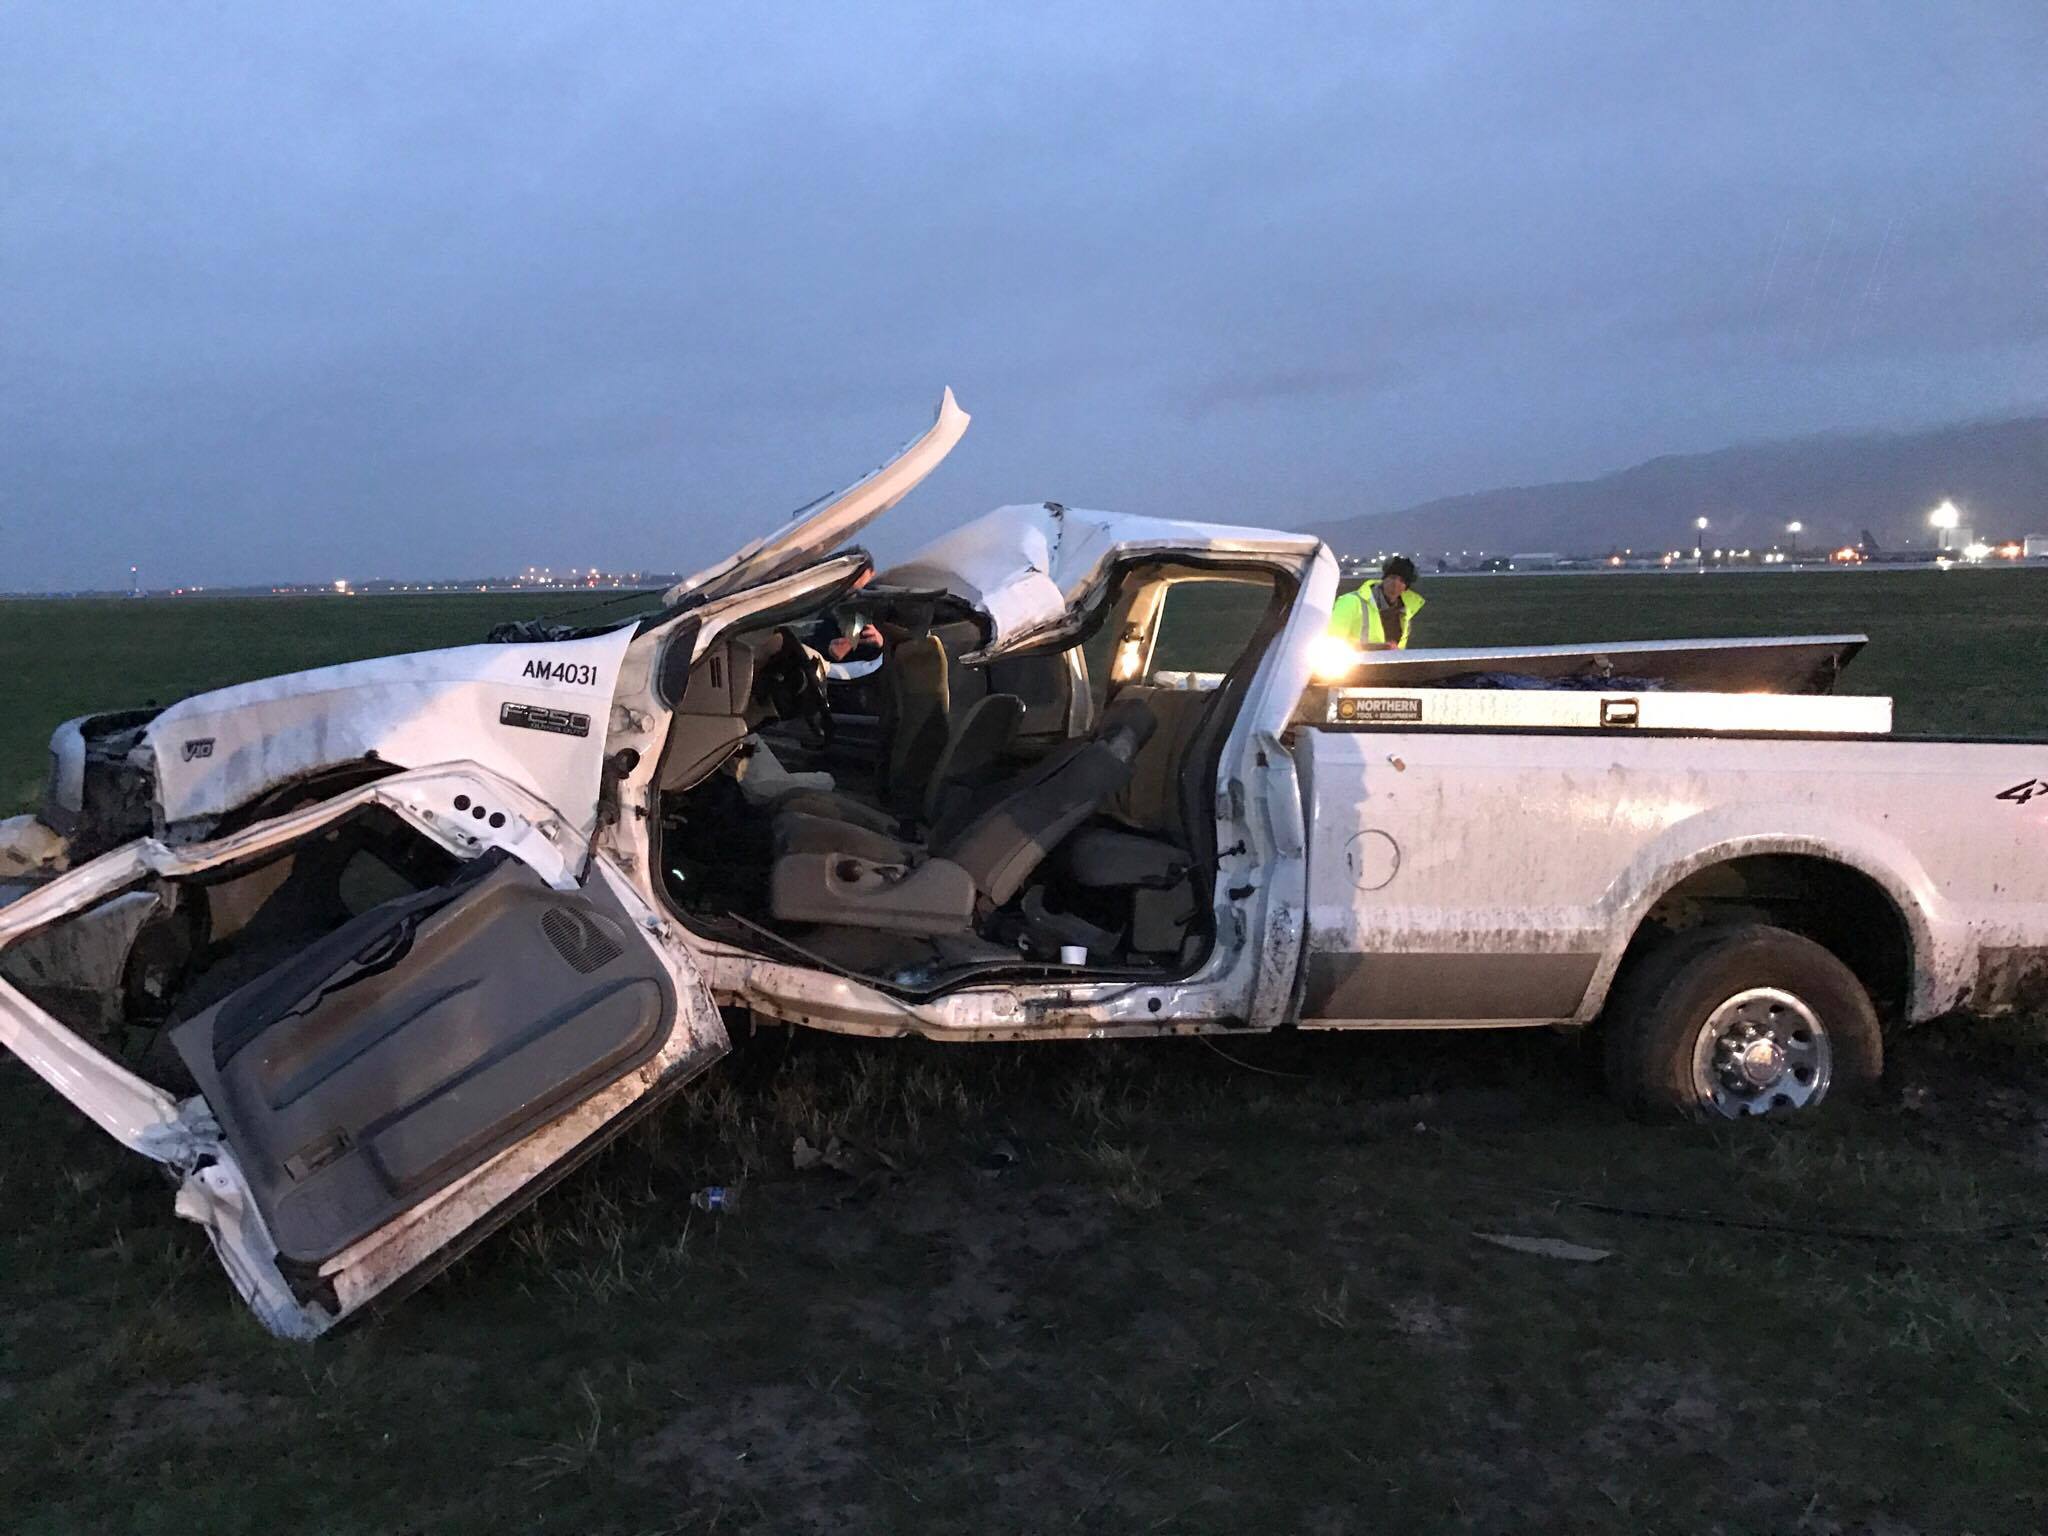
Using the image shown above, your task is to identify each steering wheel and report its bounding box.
[753,626,834,747]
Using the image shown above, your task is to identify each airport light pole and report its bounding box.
[1929,500,1960,552]
[1695,516,1709,573]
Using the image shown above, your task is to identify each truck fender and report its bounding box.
[1578,805,1947,1023]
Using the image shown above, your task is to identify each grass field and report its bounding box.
[0,590,617,813]
[7,566,2047,811]
[5,569,2048,1533]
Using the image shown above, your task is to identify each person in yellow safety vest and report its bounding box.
[1328,555,1425,650]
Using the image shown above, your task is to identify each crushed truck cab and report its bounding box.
[5,389,2047,1337]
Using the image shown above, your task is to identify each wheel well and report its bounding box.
[209,757,401,837]
[1620,855,1912,1016]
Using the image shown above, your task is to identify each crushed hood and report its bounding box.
[663,388,969,607]
[878,503,1322,656]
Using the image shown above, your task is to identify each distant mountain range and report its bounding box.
[1302,415,2048,558]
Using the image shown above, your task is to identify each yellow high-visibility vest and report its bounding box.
[1328,580,1425,648]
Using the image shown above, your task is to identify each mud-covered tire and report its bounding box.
[1603,924,1882,1120]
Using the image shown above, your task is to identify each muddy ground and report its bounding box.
[6,1018,2046,1534]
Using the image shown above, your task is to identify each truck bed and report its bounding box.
[1292,694,2048,1029]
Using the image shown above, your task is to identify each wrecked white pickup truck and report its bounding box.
[4,390,2046,1338]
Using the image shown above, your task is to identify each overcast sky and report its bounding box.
[4,3,2044,591]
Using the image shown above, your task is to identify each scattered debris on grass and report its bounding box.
[975,1137,1020,1176]
[791,1133,899,1177]
[791,1135,860,1174]
[1474,1232,1613,1262]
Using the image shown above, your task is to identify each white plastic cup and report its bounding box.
[1058,944,1088,965]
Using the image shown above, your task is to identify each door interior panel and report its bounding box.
[174,852,675,1269]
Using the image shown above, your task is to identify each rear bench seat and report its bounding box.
[1105,684,1211,845]
[1059,682,1212,955]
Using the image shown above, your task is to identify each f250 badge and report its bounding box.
[500,702,590,738]
[1996,778,2045,806]
[182,738,215,762]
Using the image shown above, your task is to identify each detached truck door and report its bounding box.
[0,780,728,1339]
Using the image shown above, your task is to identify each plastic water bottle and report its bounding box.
[690,1185,737,1213]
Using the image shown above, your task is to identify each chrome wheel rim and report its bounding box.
[1688,987,1833,1118]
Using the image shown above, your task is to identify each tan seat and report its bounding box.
[987,653,1076,740]
[774,810,916,864]
[1107,686,1211,843]
[881,635,951,814]
[751,634,948,832]
[780,638,1022,833]
[656,636,766,793]
[770,697,1160,936]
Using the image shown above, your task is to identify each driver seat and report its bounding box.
[881,635,951,814]
[772,636,1023,836]
[768,695,1159,935]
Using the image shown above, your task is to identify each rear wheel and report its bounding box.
[1603,924,1882,1120]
